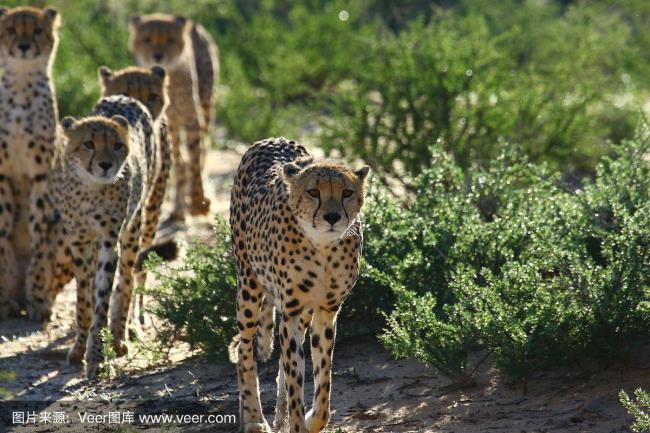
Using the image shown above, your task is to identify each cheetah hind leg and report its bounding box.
[126,285,145,342]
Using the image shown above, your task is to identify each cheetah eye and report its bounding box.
[6,27,16,36]
[114,142,124,151]
[307,189,320,198]
[34,27,43,35]
[83,141,95,150]
[167,37,175,44]
[342,189,354,198]
[143,36,151,44]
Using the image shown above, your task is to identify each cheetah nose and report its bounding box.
[98,161,113,172]
[323,212,341,226]
[153,52,163,62]
[18,43,30,53]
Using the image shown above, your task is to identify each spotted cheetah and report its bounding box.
[51,95,158,379]
[229,138,370,433]
[99,65,173,329]
[0,6,60,320]
[45,66,173,335]
[129,13,219,221]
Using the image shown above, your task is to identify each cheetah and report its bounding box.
[228,138,370,433]
[0,6,60,320]
[45,66,173,334]
[51,95,158,379]
[129,13,219,221]
[100,65,173,330]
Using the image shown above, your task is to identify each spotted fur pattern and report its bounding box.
[45,66,173,338]
[0,6,59,320]
[130,14,219,221]
[50,95,158,379]
[229,138,369,433]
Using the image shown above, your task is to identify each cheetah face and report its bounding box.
[0,6,58,62]
[283,159,371,245]
[99,66,168,120]
[129,14,187,68]
[60,115,130,185]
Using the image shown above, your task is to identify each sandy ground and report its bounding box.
[0,145,648,433]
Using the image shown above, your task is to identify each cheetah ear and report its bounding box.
[174,15,187,27]
[355,165,371,181]
[0,8,7,17]
[283,162,302,180]
[130,15,141,26]
[43,7,58,20]
[61,116,76,132]
[295,156,314,168]
[150,65,166,80]
[110,115,129,131]
[98,66,113,84]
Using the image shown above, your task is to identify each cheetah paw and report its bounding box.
[306,410,327,433]
[243,422,272,433]
[26,303,52,324]
[272,416,289,433]
[66,344,85,365]
[112,339,128,357]
[84,360,100,381]
[189,197,211,216]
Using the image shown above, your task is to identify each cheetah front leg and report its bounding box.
[0,175,18,319]
[279,311,310,433]
[306,309,338,433]
[273,309,310,433]
[129,189,162,339]
[25,175,56,322]
[85,239,119,380]
[199,103,210,171]
[185,119,210,216]
[50,223,74,309]
[200,102,212,144]
[131,122,172,332]
[235,272,271,433]
[110,209,142,355]
[168,123,187,223]
[273,357,288,432]
[67,240,96,365]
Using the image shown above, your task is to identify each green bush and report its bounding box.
[377,131,650,385]
[143,217,237,362]
[5,0,641,163]
[380,287,473,384]
[621,388,650,432]
[322,4,634,179]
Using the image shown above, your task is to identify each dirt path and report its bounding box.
[0,146,646,432]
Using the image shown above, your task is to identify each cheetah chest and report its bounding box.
[251,233,361,312]
[0,84,55,176]
[55,171,130,239]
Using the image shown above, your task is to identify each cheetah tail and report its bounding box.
[134,239,179,272]
[228,334,240,364]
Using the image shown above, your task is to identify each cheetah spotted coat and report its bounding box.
[50,95,159,379]
[230,138,364,433]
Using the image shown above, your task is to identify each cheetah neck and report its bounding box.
[1,56,52,88]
